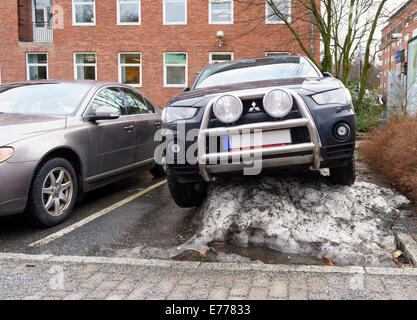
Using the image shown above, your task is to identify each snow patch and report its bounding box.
[179,174,409,267]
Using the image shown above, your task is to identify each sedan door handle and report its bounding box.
[124,125,134,132]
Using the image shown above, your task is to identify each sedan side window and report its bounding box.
[121,88,152,115]
[90,87,127,116]
[144,97,156,114]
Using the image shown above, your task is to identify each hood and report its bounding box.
[167,77,342,107]
[0,113,67,146]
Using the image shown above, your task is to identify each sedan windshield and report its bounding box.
[194,57,321,89]
[0,83,91,116]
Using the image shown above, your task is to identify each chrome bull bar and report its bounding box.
[197,88,322,182]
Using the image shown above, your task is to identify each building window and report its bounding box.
[163,0,187,25]
[27,53,48,80]
[164,52,187,87]
[72,0,95,26]
[117,0,141,25]
[266,0,291,24]
[265,51,291,56]
[74,53,97,80]
[209,0,233,24]
[209,52,233,64]
[413,12,417,22]
[119,53,142,86]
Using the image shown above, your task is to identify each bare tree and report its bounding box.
[388,70,417,116]
[236,0,402,111]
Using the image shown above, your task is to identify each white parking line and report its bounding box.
[28,179,167,247]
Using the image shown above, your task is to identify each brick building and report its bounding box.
[380,0,417,90]
[0,0,319,107]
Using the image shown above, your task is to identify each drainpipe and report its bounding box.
[310,10,314,57]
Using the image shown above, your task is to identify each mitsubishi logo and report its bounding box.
[248,101,261,113]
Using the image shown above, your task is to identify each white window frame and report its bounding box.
[74,52,97,80]
[209,0,233,25]
[163,0,187,25]
[265,0,291,25]
[26,52,48,80]
[163,52,188,88]
[72,0,96,26]
[209,52,234,64]
[117,0,141,25]
[118,52,142,87]
[265,51,291,56]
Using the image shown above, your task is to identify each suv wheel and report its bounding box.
[150,164,166,178]
[166,166,206,207]
[25,158,78,227]
[329,156,356,186]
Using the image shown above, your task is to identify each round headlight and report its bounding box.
[263,89,293,118]
[213,95,243,124]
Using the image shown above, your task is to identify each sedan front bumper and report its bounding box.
[0,160,37,216]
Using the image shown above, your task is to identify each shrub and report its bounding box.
[349,87,382,132]
[359,115,417,201]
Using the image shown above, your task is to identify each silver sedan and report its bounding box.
[0,80,165,227]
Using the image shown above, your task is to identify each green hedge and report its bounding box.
[349,87,383,132]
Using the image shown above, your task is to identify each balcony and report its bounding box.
[33,22,53,42]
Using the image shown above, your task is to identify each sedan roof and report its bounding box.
[0,80,123,90]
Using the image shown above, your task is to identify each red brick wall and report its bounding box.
[0,0,320,107]
[380,0,417,90]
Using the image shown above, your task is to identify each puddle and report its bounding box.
[172,242,324,265]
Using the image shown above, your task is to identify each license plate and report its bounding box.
[222,130,292,152]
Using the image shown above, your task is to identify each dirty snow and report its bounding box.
[182,173,409,267]
[116,172,410,267]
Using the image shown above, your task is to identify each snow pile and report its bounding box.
[183,173,409,267]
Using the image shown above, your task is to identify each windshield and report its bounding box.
[0,83,91,116]
[194,57,321,89]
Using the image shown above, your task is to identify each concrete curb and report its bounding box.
[393,230,417,266]
[1,252,416,276]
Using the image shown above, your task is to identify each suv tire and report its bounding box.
[150,163,166,178]
[166,166,206,207]
[329,156,356,186]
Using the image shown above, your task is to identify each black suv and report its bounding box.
[160,55,356,208]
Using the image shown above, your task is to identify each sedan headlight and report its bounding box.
[263,89,293,118]
[0,147,14,163]
[213,95,243,124]
[162,107,198,123]
[312,87,352,105]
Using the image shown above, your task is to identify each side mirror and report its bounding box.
[86,106,120,122]
[323,72,333,78]
[183,87,191,92]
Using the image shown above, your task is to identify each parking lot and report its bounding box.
[0,173,194,257]
[0,154,415,267]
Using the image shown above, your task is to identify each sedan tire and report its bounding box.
[25,158,78,227]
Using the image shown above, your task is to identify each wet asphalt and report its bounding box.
[0,171,197,257]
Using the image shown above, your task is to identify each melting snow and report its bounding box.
[116,172,410,267]
[182,173,409,267]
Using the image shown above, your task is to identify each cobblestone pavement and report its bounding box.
[0,254,416,300]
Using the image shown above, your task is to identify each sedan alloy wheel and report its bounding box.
[42,167,74,216]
